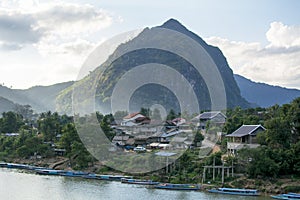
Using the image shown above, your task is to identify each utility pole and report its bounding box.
[221,161,224,185]
[202,167,206,184]
[232,159,234,177]
[213,156,215,181]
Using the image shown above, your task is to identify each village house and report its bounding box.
[120,112,150,126]
[169,136,189,149]
[192,111,226,130]
[171,118,186,126]
[226,124,266,155]
[112,135,130,146]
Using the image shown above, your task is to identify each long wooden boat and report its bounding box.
[98,175,133,181]
[208,187,260,196]
[154,183,200,190]
[59,171,89,177]
[271,193,300,199]
[6,163,32,170]
[0,162,7,167]
[121,178,160,185]
[35,169,65,176]
[81,173,98,179]
[0,162,44,171]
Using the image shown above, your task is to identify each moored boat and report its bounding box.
[35,169,65,176]
[271,193,300,199]
[0,162,7,167]
[59,171,89,177]
[82,173,98,179]
[98,175,133,181]
[121,178,160,185]
[6,163,32,170]
[208,187,260,196]
[154,183,200,190]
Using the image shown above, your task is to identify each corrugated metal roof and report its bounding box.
[192,111,226,120]
[171,136,188,143]
[112,135,129,141]
[161,130,183,138]
[123,112,141,119]
[226,125,266,137]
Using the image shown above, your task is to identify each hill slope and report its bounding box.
[234,74,300,107]
[0,81,74,113]
[0,96,17,114]
[56,19,250,114]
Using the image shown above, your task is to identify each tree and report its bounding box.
[113,110,128,120]
[100,114,115,141]
[59,123,80,154]
[0,111,24,133]
[140,107,151,117]
[166,109,177,120]
[223,107,243,134]
[16,146,32,158]
[193,130,204,147]
[289,97,300,143]
[265,117,292,148]
[150,108,162,121]
[15,104,34,120]
[238,147,279,178]
[291,141,300,173]
[38,112,61,142]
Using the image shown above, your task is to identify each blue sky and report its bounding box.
[0,0,300,89]
[73,0,300,43]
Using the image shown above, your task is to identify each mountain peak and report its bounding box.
[160,18,188,31]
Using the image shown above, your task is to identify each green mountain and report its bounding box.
[56,19,250,115]
[0,19,300,114]
[2,19,298,114]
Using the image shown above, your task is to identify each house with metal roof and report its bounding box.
[192,111,226,130]
[226,125,266,155]
[112,135,130,146]
[120,112,150,126]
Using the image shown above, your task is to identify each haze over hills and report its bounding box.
[234,74,300,108]
[0,19,299,114]
[0,73,297,114]
[0,81,74,113]
[0,96,17,114]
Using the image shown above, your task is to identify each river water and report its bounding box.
[0,168,271,200]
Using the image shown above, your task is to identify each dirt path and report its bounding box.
[49,158,69,169]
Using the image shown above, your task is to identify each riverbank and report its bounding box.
[2,158,300,195]
[0,168,269,200]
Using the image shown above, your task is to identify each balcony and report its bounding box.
[227,142,260,151]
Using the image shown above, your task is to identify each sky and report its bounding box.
[0,0,300,89]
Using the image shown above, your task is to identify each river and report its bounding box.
[0,168,271,200]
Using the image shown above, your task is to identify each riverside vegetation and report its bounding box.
[0,98,300,193]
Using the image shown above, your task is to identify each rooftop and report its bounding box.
[123,112,141,119]
[226,125,266,137]
[193,111,226,120]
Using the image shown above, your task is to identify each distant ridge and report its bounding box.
[0,81,74,113]
[234,74,300,107]
[0,96,17,114]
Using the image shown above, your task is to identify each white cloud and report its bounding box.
[35,3,113,35]
[36,38,96,57]
[0,1,117,54]
[0,1,123,89]
[0,11,44,49]
[266,22,300,48]
[205,22,300,89]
